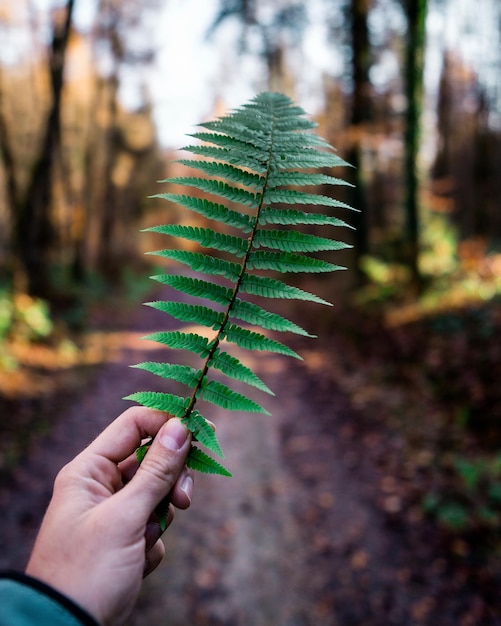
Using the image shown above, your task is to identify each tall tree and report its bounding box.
[91,0,158,277]
[15,0,76,298]
[0,67,21,287]
[346,0,373,281]
[0,71,20,239]
[402,0,427,286]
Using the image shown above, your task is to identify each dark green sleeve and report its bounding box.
[0,572,100,626]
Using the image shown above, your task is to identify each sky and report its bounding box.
[145,0,337,148]
[147,0,256,148]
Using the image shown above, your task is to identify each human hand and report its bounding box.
[26,407,194,626]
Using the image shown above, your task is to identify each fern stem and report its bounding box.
[182,100,278,421]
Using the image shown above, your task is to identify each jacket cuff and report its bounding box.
[0,571,100,626]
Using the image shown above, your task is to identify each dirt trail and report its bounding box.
[0,294,497,625]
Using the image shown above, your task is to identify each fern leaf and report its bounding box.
[131,362,200,387]
[150,194,253,232]
[182,410,224,458]
[142,331,211,356]
[259,207,353,229]
[128,91,356,478]
[186,446,232,477]
[267,171,353,188]
[135,441,151,464]
[146,225,248,257]
[240,274,332,306]
[248,250,345,273]
[196,123,270,151]
[166,178,259,209]
[174,160,264,189]
[202,380,270,415]
[148,250,241,281]
[223,323,302,359]
[124,392,189,417]
[211,349,274,395]
[181,144,266,174]
[189,131,269,159]
[263,188,355,210]
[231,299,314,336]
[272,130,336,151]
[253,229,350,253]
[273,150,349,169]
[274,116,317,131]
[145,301,224,330]
[151,275,232,306]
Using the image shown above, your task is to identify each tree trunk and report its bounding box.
[0,74,19,221]
[0,71,22,288]
[16,0,75,299]
[96,74,121,277]
[347,0,372,282]
[403,0,427,287]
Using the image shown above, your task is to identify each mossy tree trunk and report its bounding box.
[403,0,427,288]
[347,0,372,283]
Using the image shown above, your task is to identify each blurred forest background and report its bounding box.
[1,0,501,622]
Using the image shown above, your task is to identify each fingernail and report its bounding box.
[159,419,189,451]
[180,473,194,503]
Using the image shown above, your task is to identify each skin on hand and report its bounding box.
[26,407,194,626]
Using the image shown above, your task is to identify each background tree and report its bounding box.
[345,0,373,281]
[402,0,427,286]
[0,0,164,304]
[87,0,161,279]
[6,1,75,299]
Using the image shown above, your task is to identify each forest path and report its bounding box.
[0,288,489,626]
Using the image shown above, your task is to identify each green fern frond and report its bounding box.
[263,188,355,210]
[173,160,264,189]
[150,194,254,231]
[181,144,266,173]
[151,275,232,306]
[223,324,302,359]
[202,380,270,415]
[210,350,273,395]
[259,207,353,228]
[166,177,259,208]
[240,274,332,305]
[186,446,232,477]
[147,225,249,257]
[131,362,200,387]
[247,250,344,273]
[252,229,350,253]
[127,92,356,489]
[267,171,353,188]
[231,299,314,337]
[148,250,241,281]
[145,301,224,330]
[124,391,189,417]
[141,331,211,356]
[274,150,349,169]
[182,410,224,458]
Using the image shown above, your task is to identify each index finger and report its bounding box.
[86,406,169,463]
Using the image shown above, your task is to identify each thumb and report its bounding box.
[121,418,191,519]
